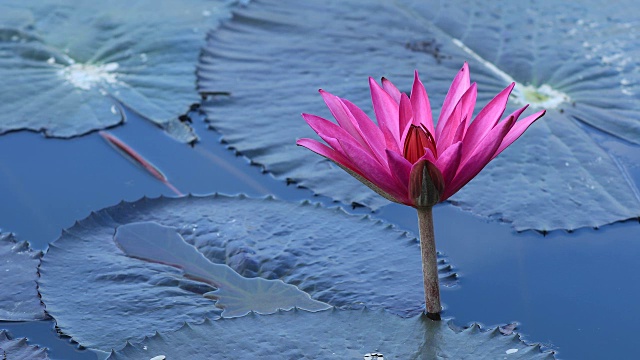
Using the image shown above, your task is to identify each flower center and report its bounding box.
[403,124,437,164]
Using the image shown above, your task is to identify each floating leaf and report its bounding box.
[38,195,457,352]
[114,221,329,317]
[0,233,46,321]
[198,0,640,230]
[0,0,245,142]
[107,308,555,359]
[0,330,49,360]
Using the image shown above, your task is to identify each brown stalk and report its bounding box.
[417,206,441,320]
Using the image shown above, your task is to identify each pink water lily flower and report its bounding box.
[297,63,546,208]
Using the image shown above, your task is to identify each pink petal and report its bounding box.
[386,149,412,191]
[436,62,470,140]
[338,139,407,202]
[436,84,475,155]
[452,116,467,145]
[302,113,376,169]
[462,82,515,157]
[443,115,515,200]
[296,138,357,172]
[415,147,437,164]
[398,93,413,145]
[302,113,358,150]
[410,70,435,136]
[493,109,546,159]
[317,91,389,166]
[369,77,401,152]
[382,77,402,104]
[504,104,530,123]
[320,90,368,148]
[299,139,404,204]
[341,98,389,164]
[436,101,462,155]
[459,82,477,137]
[435,141,462,186]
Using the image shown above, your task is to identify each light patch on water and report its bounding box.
[512,84,571,110]
[59,62,120,91]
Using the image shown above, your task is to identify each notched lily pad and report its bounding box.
[0,0,245,142]
[107,308,555,359]
[0,330,49,360]
[198,0,640,231]
[38,195,458,352]
[0,233,46,321]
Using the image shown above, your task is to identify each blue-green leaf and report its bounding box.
[0,0,246,142]
[0,330,49,360]
[38,195,457,353]
[0,234,46,321]
[107,309,555,360]
[198,0,640,230]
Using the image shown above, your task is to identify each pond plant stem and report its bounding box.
[417,206,441,321]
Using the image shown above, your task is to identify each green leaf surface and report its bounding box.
[0,234,46,321]
[37,195,457,353]
[0,0,246,142]
[0,330,49,360]
[107,309,555,360]
[198,0,640,230]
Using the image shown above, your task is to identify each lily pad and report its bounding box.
[0,0,246,142]
[0,330,49,360]
[0,233,46,321]
[38,195,457,353]
[107,308,555,359]
[198,0,640,231]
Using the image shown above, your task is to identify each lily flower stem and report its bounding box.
[417,206,442,320]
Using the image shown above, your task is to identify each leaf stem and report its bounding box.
[417,206,441,320]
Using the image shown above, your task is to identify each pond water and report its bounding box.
[1,1,640,358]
[1,107,639,359]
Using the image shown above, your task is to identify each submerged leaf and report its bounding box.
[38,195,457,352]
[114,221,329,317]
[107,309,555,359]
[0,233,46,321]
[198,0,640,230]
[0,330,49,360]
[0,0,245,142]
[99,131,183,195]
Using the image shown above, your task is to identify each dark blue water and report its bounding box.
[1,110,639,359]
